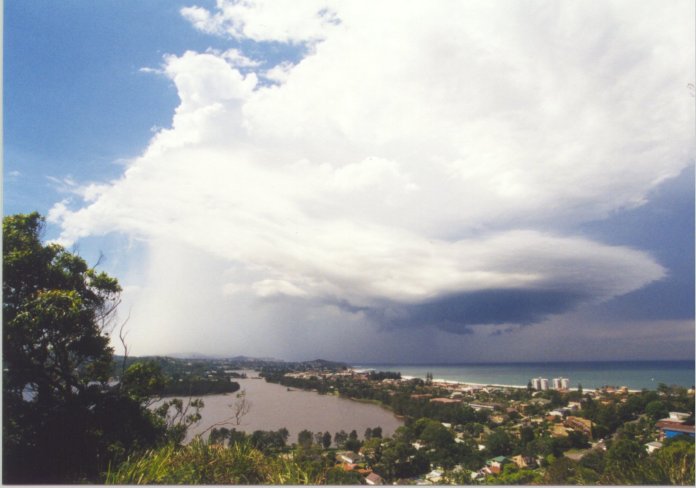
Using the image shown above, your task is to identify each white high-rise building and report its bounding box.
[531,377,542,390]
[553,378,562,390]
[560,378,570,390]
[540,378,549,390]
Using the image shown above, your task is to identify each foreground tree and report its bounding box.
[2,213,164,483]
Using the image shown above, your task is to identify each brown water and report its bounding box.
[169,373,403,444]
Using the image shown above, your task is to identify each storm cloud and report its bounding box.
[47,0,693,358]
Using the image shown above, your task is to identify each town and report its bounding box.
[251,365,695,484]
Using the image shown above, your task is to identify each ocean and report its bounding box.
[351,360,695,390]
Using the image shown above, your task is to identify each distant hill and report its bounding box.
[113,352,348,374]
[304,358,349,368]
[165,353,282,361]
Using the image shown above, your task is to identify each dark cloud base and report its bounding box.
[366,288,590,334]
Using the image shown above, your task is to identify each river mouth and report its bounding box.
[157,371,403,444]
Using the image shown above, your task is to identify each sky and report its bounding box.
[4,0,695,363]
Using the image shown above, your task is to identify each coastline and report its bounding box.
[388,374,642,393]
[352,361,695,391]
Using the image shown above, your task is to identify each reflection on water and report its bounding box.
[178,373,403,443]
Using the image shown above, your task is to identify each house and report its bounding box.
[365,472,385,485]
[468,402,500,411]
[655,421,695,440]
[551,424,570,438]
[565,416,594,438]
[430,397,462,404]
[510,454,536,469]
[486,456,509,475]
[471,470,486,482]
[668,412,691,422]
[645,441,663,454]
[410,394,432,400]
[337,451,363,464]
[425,469,444,483]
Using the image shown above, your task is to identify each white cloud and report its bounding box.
[181,0,340,43]
[262,61,295,83]
[51,0,693,353]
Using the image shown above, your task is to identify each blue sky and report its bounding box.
[4,0,695,362]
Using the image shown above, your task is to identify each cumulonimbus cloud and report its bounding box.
[50,0,692,334]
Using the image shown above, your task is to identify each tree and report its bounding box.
[322,431,333,449]
[155,397,204,444]
[420,421,454,449]
[2,213,164,483]
[334,430,348,449]
[601,438,654,484]
[544,457,578,484]
[519,425,535,446]
[485,429,513,456]
[653,438,695,485]
[298,429,314,449]
[232,390,252,425]
[121,360,166,405]
[645,400,669,421]
[345,429,361,451]
[324,467,362,485]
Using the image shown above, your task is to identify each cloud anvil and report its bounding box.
[37,0,693,360]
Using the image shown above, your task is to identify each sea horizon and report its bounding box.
[350,359,694,365]
[350,359,695,390]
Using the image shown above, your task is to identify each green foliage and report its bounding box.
[2,213,163,483]
[153,397,204,444]
[645,400,669,421]
[106,438,349,484]
[333,430,348,449]
[298,429,314,449]
[578,448,605,475]
[492,463,542,485]
[544,457,579,484]
[375,437,429,480]
[485,429,513,456]
[122,361,166,403]
[597,436,695,484]
[105,440,270,484]
[324,467,363,484]
[322,431,332,449]
[519,425,535,447]
[345,429,362,451]
[413,418,454,448]
[652,438,695,485]
[161,376,241,396]
[601,438,656,484]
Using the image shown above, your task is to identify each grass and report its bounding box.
[104,440,327,484]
